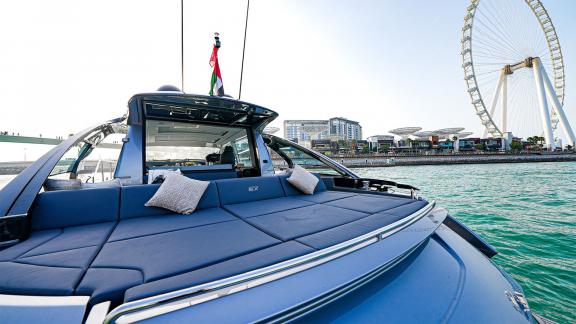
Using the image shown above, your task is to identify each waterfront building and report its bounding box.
[367,135,394,153]
[329,117,362,141]
[481,138,503,151]
[283,120,329,142]
[310,139,334,155]
[459,138,481,151]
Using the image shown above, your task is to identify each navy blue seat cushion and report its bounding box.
[109,207,237,242]
[124,241,314,302]
[223,197,314,219]
[297,200,429,249]
[183,170,238,181]
[293,191,357,204]
[119,182,219,220]
[216,177,285,205]
[324,194,413,214]
[76,268,144,305]
[30,187,120,230]
[77,220,280,302]
[245,204,369,241]
[0,222,115,296]
[278,174,326,196]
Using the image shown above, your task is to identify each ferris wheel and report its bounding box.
[461,0,575,149]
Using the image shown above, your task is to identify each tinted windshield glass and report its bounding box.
[145,120,253,169]
[48,122,126,183]
[265,136,344,176]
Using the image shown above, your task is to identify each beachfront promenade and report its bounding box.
[337,151,576,167]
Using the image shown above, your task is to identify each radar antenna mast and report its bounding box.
[238,0,250,100]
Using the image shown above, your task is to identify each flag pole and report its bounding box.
[238,0,250,100]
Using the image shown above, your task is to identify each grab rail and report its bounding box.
[104,202,436,323]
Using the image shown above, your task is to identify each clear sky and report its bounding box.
[0,0,574,150]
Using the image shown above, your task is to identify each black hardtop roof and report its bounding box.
[128,91,278,129]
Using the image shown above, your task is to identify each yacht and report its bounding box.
[0,89,542,323]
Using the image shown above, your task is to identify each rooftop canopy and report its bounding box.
[389,127,422,136]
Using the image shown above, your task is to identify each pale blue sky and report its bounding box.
[0,0,574,149]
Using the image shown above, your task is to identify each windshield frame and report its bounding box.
[263,134,357,178]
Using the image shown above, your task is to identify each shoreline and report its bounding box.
[1,153,575,175]
[341,153,576,168]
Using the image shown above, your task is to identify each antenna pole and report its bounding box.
[238,0,250,100]
[180,0,185,92]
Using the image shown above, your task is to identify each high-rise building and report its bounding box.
[283,120,329,142]
[329,117,362,140]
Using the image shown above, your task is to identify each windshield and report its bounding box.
[49,122,126,183]
[145,120,254,169]
[265,135,346,176]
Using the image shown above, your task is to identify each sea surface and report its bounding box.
[355,162,575,323]
[0,163,574,322]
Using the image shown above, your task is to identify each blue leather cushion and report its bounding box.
[216,177,285,205]
[109,208,237,242]
[124,241,315,302]
[293,191,357,204]
[119,182,220,220]
[245,205,369,241]
[278,174,326,196]
[0,262,85,296]
[324,194,413,214]
[223,197,314,219]
[30,187,120,230]
[379,200,429,217]
[297,201,428,249]
[78,220,280,302]
[76,268,144,305]
[183,170,238,181]
[0,222,115,296]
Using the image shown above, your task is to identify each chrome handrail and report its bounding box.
[104,201,436,324]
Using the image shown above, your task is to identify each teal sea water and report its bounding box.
[355,162,575,323]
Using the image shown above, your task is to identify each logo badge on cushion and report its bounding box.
[248,186,259,192]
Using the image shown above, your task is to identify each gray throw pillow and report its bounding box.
[287,164,319,195]
[145,173,209,214]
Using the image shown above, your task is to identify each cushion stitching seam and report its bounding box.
[12,228,64,260]
[223,200,316,219]
[107,217,238,243]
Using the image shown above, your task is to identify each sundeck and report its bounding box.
[0,90,540,323]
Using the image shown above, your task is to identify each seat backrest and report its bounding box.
[219,146,236,167]
[119,182,220,220]
[30,187,120,231]
[278,174,327,196]
[183,170,238,181]
[216,176,285,205]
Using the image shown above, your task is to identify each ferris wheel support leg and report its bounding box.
[502,75,507,133]
[533,58,555,150]
[483,70,505,138]
[540,65,576,148]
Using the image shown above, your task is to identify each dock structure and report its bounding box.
[0,134,120,149]
[0,134,63,145]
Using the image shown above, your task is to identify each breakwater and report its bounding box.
[336,152,576,168]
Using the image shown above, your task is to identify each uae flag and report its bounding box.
[209,44,225,96]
